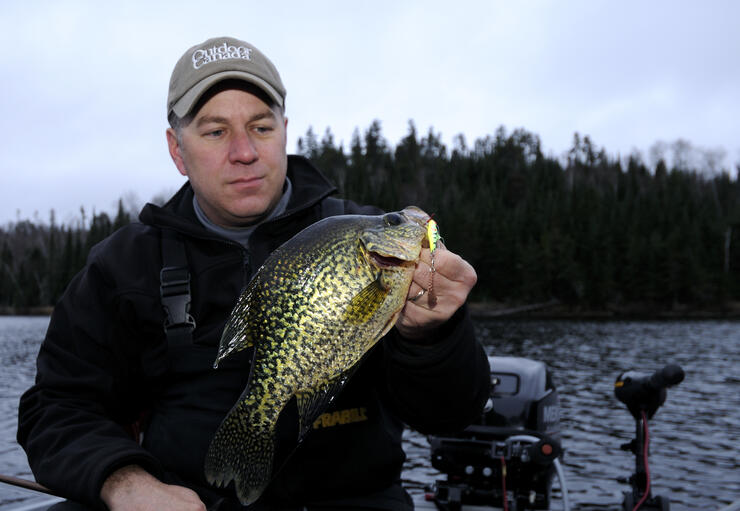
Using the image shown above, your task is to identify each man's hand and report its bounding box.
[101,465,206,511]
[395,245,477,340]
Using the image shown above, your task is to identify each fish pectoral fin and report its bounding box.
[295,368,355,439]
[343,278,389,324]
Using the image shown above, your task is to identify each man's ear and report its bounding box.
[166,128,188,177]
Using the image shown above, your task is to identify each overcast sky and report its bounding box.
[1,1,739,226]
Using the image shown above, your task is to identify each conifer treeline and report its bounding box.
[0,202,132,309]
[1,121,739,311]
[298,121,740,309]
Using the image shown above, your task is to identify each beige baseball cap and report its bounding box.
[167,36,286,119]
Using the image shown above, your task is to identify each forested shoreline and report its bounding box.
[2,122,739,316]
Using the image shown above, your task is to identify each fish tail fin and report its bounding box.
[204,402,275,505]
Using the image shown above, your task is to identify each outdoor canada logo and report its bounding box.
[192,42,252,69]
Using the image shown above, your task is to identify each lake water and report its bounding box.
[1,316,738,510]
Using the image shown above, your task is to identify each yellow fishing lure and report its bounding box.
[426,218,442,254]
[425,218,442,308]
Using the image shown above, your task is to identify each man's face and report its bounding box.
[167,87,288,227]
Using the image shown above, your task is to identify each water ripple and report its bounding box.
[402,319,740,511]
[1,317,738,510]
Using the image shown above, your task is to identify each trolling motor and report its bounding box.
[428,356,569,511]
[614,364,685,511]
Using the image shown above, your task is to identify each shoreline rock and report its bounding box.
[467,300,740,320]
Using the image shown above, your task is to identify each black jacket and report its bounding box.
[18,156,490,509]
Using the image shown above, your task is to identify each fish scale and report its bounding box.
[204,207,429,505]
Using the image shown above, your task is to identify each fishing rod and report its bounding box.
[0,473,59,497]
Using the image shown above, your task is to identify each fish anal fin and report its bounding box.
[295,368,355,439]
[343,278,388,324]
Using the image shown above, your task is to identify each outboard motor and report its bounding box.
[428,356,568,510]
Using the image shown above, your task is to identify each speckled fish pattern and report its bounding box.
[204,207,429,505]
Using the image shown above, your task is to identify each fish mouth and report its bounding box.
[368,251,408,269]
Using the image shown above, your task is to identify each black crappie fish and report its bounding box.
[204,206,430,505]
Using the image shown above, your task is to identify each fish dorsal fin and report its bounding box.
[295,368,354,439]
[214,290,258,367]
[343,277,389,324]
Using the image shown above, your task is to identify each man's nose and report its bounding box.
[229,131,258,164]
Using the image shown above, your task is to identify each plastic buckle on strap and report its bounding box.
[160,266,196,332]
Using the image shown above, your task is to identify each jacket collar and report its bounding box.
[139,155,337,236]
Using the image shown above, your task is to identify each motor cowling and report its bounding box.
[428,356,563,510]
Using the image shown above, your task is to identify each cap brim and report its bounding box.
[170,70,284,118]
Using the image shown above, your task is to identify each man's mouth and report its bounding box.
[229,176,264,188]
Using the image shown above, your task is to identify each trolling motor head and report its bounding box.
[614,364,685,419]
[615,364,684,511]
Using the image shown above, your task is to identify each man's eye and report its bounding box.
[254,126,272,134]
[207,129,224,137]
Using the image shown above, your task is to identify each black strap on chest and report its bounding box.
[157,200,342,346]
[160,229,195,346]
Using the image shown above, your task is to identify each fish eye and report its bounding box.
[383,213,404,226]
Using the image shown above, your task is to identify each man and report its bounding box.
[18,37,490,510]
